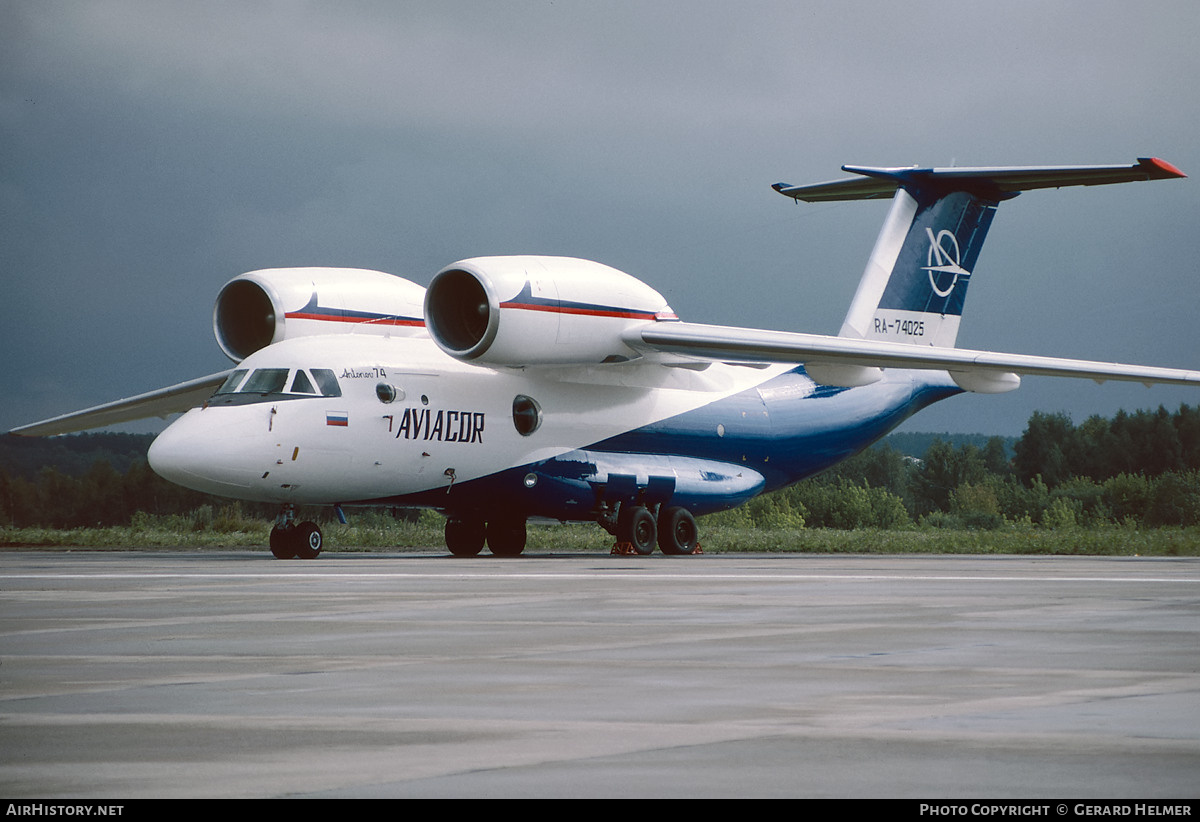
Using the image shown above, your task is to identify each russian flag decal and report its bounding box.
[326,411,349,427]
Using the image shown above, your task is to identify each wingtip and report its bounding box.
[1140,157,1187,179]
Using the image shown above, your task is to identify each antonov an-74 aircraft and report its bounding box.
[12,159,1197,558]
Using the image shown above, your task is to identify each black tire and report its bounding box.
[294,521,323,559]
[445,518,486,556]
[618,505,657,555]
[658,506,698,555]
[487,516,527,557]
[270,527,297,560]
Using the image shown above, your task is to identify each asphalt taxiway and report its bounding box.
[2,550,1198,798]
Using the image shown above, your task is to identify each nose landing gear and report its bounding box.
[269,506,323,559]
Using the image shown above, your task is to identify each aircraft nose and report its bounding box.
[148,409,261,495]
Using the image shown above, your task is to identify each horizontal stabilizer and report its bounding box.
[773,157,1185,202]
[9,370,232,437]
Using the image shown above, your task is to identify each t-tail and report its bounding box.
[773,158,1186,353]
[628,158,1192,395]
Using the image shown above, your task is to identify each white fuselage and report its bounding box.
[148,332,796,506]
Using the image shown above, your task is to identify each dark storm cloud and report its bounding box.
[3,1,1198,434]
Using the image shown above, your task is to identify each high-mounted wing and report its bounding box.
[630,323,1200,388]
[9,371,233,437]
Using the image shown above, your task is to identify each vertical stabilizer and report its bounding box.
[839,185,998,348]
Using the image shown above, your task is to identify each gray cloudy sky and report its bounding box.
[3,0,1199,437]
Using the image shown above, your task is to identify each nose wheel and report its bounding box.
[270,508,323,559]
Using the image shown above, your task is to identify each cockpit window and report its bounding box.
[241,368,290,394]
[216,370,248,394]
[312,369,342,398]
[208,367,342,405]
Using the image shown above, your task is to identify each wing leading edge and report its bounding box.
[9,371,233,437]
[630,323,1200,389]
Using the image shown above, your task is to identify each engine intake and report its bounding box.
[425,267,496,358]
[214,278,279,361]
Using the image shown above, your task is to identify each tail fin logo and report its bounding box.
[923,228,971,297]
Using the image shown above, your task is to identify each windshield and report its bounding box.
[210,367,342,403]
[240,368,289,394]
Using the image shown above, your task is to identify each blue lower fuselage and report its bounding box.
[382,367,962,520]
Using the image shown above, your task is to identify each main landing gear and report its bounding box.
[604,503,701,556]
[656,505,701,555]
[270,506,323,559]
[442,503,701,557]
[444,514,528,557]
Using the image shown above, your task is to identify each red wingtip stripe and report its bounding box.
[1145,157,1187,178]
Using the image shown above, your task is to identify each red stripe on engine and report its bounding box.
[286,312,425,327]
[498,302,659,321]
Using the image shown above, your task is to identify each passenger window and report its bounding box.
[216,370,248,394]
[241,368,289,394]
[311,369,342,398]
[290,370,317,394]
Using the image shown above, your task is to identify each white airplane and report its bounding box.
[11,158,1197,559]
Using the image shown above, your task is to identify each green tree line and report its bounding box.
[713,404,1200,530]
[0,432,271,529]
[3,405,1200,531]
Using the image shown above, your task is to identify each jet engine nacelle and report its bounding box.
[213,267,427,362]
[424,256,677,366]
